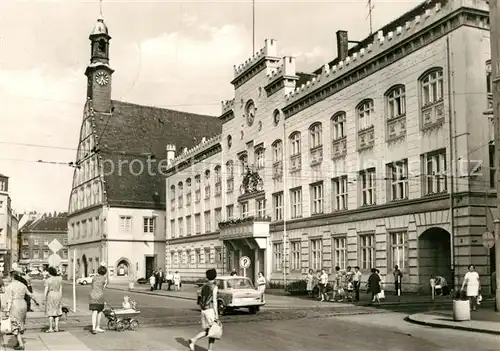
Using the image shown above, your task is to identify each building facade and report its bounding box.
[0,174,15,274]
[18,213,69,273]
[66,15,221,281]
[166,0,496,292]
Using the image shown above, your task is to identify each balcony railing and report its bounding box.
[272,161,283,180]
[358,125,375,150]
[290,154,301,172]
[387,114,406,143]
[421,100,445,131]
[332,137,347,159]
[310,146,323,166]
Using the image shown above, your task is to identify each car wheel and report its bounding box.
[248,306,258,314]
[217,300,226,316]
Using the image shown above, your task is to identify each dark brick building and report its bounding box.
[18,213,69,273]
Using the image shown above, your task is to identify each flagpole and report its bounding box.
[72,248,77,312]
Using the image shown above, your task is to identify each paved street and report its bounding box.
[4,312,497,351]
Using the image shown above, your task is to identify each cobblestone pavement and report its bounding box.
[59,312,500,351]
[25,281,381,331]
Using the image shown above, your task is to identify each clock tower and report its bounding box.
[85,15,114,113]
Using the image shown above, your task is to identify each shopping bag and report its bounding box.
[1,317,12,335]
[207,320,223,339]
[378,290,385,299]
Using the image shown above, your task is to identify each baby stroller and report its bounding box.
[103,304,141,331]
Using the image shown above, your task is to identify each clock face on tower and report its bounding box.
[95,71,109,86]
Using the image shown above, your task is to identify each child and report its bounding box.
[149,274,155,291]
[118,296,136,313]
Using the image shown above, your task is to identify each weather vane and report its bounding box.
[367,0,374,35]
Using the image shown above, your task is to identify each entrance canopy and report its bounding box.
[219,217,270,249]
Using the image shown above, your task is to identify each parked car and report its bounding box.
[196,276,265,315]
[77,274,97,285]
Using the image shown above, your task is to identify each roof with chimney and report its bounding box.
[313,0,444,75]
[92,100,222,209]
[19,213,68,234]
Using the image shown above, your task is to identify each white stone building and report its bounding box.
[165,0,495,293]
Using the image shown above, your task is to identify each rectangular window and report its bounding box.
[33,250,39,259]
[310,239,322,271]
[186,215,192,236]
[359,168,376,206]
[22,251,29,259]
[94,217,99,236]
[43,250,49,259]
[170,220,175,238]
[390,232,409,269]
[332,176,348,211]
[34,238,39,246]
[256,199,266,218]
[273,242,283,271]
[22,238,29,246]
[195,214,201,234]
[333,236,347,270]
[226,205,234,219]
[360,234,375,270]
[290,188,302,218]
[88,219,93,237]
[489,143,495,188]
[290,241,301,271]
[120,216,132,232]
[44,239,49,246]
[195,249,201,264]
[82,220,87,237]
[215,247,222,263]
[423,149,447,195]
[387,160,409,201]
[240,202,249,218]
[178,218,184,237]
[310,182,324,214]
[204,247,211,264]
[204,211,211,233]
[273,192,284,221]
[421,70,443,106]
[143,217,155,233]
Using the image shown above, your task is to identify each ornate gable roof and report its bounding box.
[92,100,222,209]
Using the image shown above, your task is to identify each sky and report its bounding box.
[0,0,420,213]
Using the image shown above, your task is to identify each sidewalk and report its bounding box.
[106,282,481,307]
[1,331,92,351]
[407,309,500,335]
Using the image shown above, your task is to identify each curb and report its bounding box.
[405,314,500,335]
[107,286,196,301]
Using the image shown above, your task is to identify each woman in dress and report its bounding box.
[89,265,108,334]
[256,272,266,295]
[306,269,314,297]
[44,266,63,332]
[4,270,39,350]
[367,268,381,304]
[461,264,481,311]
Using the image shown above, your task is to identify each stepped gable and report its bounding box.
[91,100,222,209]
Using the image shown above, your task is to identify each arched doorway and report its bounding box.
[81,254,88,278]
[116,259,130,277]
[418,227,452,289]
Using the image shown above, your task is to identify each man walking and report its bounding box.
[157,268,165,290]
[154,269,160,290]
[23,269,34,312]
[353,266,362,303]
[166,271,174,290]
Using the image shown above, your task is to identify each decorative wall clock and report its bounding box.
[95,72,109,86]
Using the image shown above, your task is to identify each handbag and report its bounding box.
[1,316,12,335]
[477,294,482,305]
[207,320,223,339]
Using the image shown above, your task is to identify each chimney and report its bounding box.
[166,144,176,164]
[336,30,348,61]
